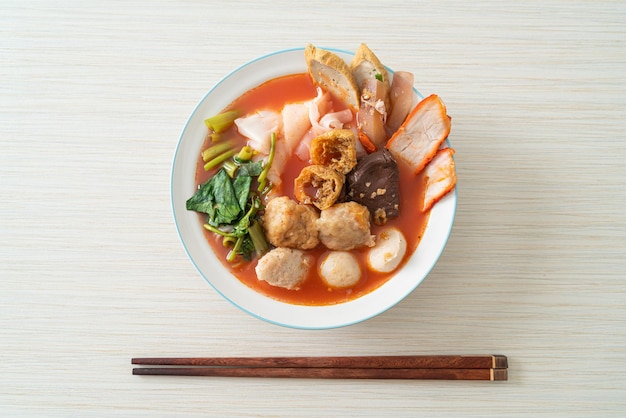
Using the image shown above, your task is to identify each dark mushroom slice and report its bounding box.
[346,149,400,225]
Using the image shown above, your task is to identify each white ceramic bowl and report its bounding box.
[171,47,457,329]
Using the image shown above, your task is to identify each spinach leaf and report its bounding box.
[236,161,263,177]
[185,169,241,226]
[232,175,251,212]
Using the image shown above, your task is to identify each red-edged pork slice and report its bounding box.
[385,94,451,174]
[421,147,456,213]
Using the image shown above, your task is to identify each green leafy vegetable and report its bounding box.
[232,175,251,212]
[186,169,242,227]
[375,73,383,82]
[232,196,261,237]
[225,197,264,262]
[187,134,278,263]
[237,161,263,177]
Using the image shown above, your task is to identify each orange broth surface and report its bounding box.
[194,73,430,306]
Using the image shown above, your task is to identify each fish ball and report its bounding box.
[367,227,407,273]
[319,251,361,289]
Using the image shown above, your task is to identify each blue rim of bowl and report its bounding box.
[170,47,457,329]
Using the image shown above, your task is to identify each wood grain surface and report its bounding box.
[1,0,625,416]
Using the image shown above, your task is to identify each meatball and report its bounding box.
[262,196,319,250]
[317,201,375,251]
[255,247,312,290]
[319,251,361,289]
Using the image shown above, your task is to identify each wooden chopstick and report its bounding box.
[132,366,507,380]
[132,355,507,369]
[132,355,507,381]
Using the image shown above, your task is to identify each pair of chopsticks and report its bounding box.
[132,355,508,381]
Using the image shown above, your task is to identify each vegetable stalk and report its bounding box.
[248,220,269,257]
[204,110,240,134]
[204,149,236,171]
[201,141,235,163]
[222,160,238,178]
[234,145,254,163]
[257,132,276,192]
[203,223,236,237]
[227,236,244,262]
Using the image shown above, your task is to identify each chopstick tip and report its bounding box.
[493,355,508,369]
[492,368,508,381]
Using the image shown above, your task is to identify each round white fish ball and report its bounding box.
[367,227,407,273]
[319,251,361,289]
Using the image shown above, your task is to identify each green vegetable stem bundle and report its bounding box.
[204,110,240,142]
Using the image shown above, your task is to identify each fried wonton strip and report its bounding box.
[385,94,451,174]
[421,148,456,213]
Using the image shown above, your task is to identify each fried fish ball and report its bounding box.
[317,201,375,251]
[261,196,319,250]
[319,251,362,289]
[294,164,345,210]
[255,247,312,290]
[310,129,357,174]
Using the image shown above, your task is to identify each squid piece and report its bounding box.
[386,71,415,135]
[385,94,451,174]
[357,77,388,150]
[294,87,354,161]
[281,102,311,154]
[421,148,457,213]
[350,43,391,111]
[234,110,282,155]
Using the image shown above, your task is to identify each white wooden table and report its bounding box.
[2,1,625,416]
